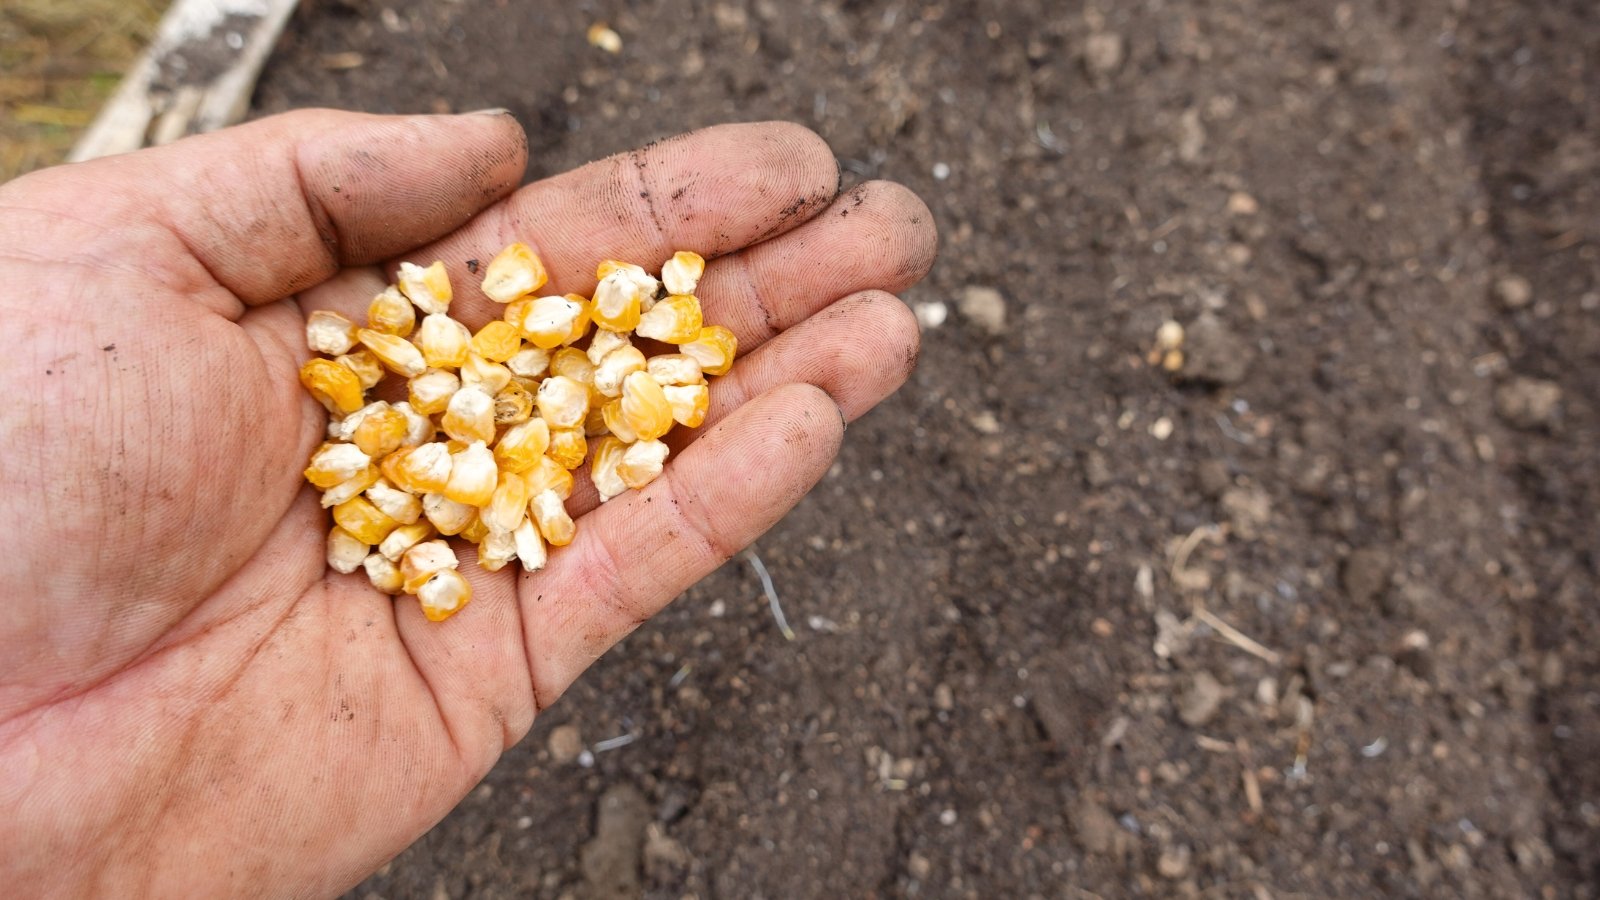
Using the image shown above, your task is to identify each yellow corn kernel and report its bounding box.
[562,293,593,345]
[305,442,372,488]
[381,442,453,494]
[635,294,703,343]
[513,519,548,572]
[418,313,471,369]
[368,285,416,337]
[461,515,490,544]
[618,438,670,490]
[515,296,583,349]
[494,417,551,473]
[471,320,522,362]
[583,403,610,437]
[300,358,365,414]
[601,398,638,443]
[506,345,551,378]
[595,259,660,299]
[363,553,405,594]
[460,353,512,396]
[319,464,381,507]
[482,472,530,534]
[521,455,574,501]
[621,370,673,441]
[401,539,458,593]
[493,381,534,425]
[661,250,706,296]
[441,386,496,444]
[336,349,386,390]
[333,495,401,545]
[478,528,516,572]
[678,325,737,376]
[418,568,473,621]
[357,328,427,377]
[306,310,359,356]
[547,427,587,470]
[591,270,642,332]
[326,526,369,575]
[647,353,704,386]
[536,375,589,429]
[444,440,497,506]
[551,346,597,386]
[379,520,435,562]
[423,492,477,536]
[590,435,628,501]
[407,368,460,416]
[398,260,453,315]
[585,328,631,366]
[531,489,575,546]
[480,242,548,303]
[663,384,710,428]
[352,403,409,458]
[593,345,647,399]
[393,401,434,448]
[366,479,422,525]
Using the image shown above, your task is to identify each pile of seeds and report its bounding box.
[299,244,736,621]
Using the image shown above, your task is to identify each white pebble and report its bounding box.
[914,301,948,329]
[932,162,951,180]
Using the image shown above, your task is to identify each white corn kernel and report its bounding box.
[460,353,512,395]
[319,466,380,507]
[594,345,647,398]
[306,310,359,355]
[618,438,669,490]
[401,539,459,592]
[506,345,551,378]
[478,528,517,572]
[591,270,643,332]
[515,295,584,349]
[394,401,434,447]
[363,553,404,594]
[586,328,632,366]
[366,480,423,525]
[513,518,548,572]
[661,250,706,296]
[398,261,453,315]
[327,526,369,574]
[536,375,589,429]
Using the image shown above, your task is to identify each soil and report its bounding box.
[252,1,1599,897]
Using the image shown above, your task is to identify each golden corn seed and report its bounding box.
[647,353,704,386]
[494,417,551,473]
[333,495,401,545]
[482,472,530,534]
[591,270,643,332]
[516,296,583,349]
[319,464,381,507]
[478,528,517,572]
[590,435,628,501]
[471,320,522,362]
[394,401,434,448]
[418,313,471,369]
[326,526,369,575]
[357,328,427,377]
[661,250,705,296]
[678,325,737,376]
[418,568,472,621]
[562,293,593,345]
[506,345,551,378]
[422,492,477,536]
[401,539,458,593]
[363,552,405,594]
[382,442,453,494]
[441,386,496,444]
[352,403,409,458]
[407,368,460,416]
[621,370,673,441]
[635,294,702,343]
[536,375,589,429]
[521,455,574,500]
[305,442,372,488]
[336,349,386,390]
[586,328,631,366]
[300,359,365,414]
[618,439,670,490]
[443,440,497,506]
[306,310,359,356]
[594,345,647,398]
[601,398,637,443]
[368,286,416,337]
[366,479,422,525]
[480,242,548,303]
[663,383,710,428]
[531,489,575,546]
[547,427,587,470]
[398,260,453,315]
[460,353,512,396]
[379,520,435,562]
[513,518,547,572]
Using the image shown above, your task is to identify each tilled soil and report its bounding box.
[253,1,1599,896]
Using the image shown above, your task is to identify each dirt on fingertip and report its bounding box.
[253,1,1599,897]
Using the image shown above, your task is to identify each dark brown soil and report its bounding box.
[253,1,1600,896]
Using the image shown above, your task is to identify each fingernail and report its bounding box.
[466,107,512,117]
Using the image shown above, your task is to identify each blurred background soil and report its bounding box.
[10,0,1599,897]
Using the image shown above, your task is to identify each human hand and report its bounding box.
[0,109,934,895]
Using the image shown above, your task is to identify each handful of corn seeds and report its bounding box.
[299,244,736,622]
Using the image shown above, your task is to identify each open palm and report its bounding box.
[0,110,933,895]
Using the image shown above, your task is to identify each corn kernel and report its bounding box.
[442,386,496,444]
[368,286,416,337]
[621,370,673,441]
[515,296,583,349]
[583,403,610,437]
[418,569,473,621]
[401,539,458,593]
[482,472,530,534]
[357,328,427,377]
[300,358,365,414]
[678,325,737,376]
[590,436,628,501]
[618,439,670,490]
[326,526,369,574]
[422,492,477,536]
[513,518,547,572]
[536,375,589,429]
[562,293,593,345]
[418,313,471,369]
[594,345,647,398]
[398,260,453,315]
[306,310,359,356]
[381,442,453,494]
[366,479,422,525]
[305,442,372,488]
[461,515,490,544]
[591,270,643,332]
[595,259,660,301]
[336,349,385,390]
[460,353,512,396]
[352,403,409,458]
[478,528,516,572]
[551,346,598,386]
[521,455,574,500]
[493,381,534,425]
[661,250,706,296]
[601,398,638,443]
[663,384,710,428]
[494,417,551,473]
[636,294,703,343]
[379,520,435,561]
[531,489,576,546]
[444,440,497,506]
[480,242,548,303]
[547,427,587,470]
[319,464,381,507]
[506,346,551,378]
[407,368,460,416]
[471,320,522,362]
[394,402,434,448]
[647,354,704,386]
[363,552,405,594]
[333,495,401,545]
[586,328,631,367]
